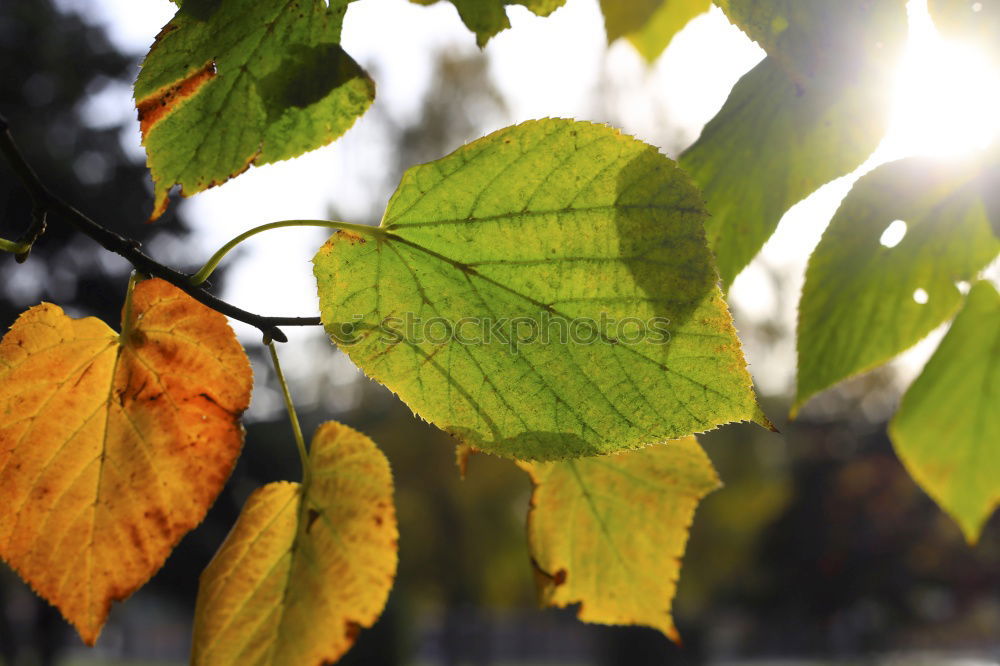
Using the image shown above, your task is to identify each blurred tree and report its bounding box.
[0,3,193,663]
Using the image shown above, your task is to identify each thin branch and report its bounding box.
[0,114,324,343]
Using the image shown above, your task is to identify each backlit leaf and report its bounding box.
[628,0,711,62]
[681,0,906,287]
[191,421,397,665]
[889,282,1000,544]
[795,157,1000,415]
[0,278,252,645]
[314,119,770,461]
[930,0,1000,60]
[600,0,710,62]
[413,0,566,47]
[135,0,373,219]
[522,436,720,640]
[714,0,901,84]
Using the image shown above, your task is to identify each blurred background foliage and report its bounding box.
[1,1,998,665]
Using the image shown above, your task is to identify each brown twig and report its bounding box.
[0,113,323,343]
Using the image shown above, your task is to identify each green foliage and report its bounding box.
[413,0,566,46]
[314,119,769,461]
[795,156,1000,414]
[600,0,711,61]
[2,0,999,660]
[683,0,907,287]
[715,0,904,82]
[135,0,373,218]
[889,282,1000,544]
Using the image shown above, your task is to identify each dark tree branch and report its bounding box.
[0,113,325,343]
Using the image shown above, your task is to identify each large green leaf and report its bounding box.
[135,0,373,219]
[681,0,906,287]
[889,282,1000,544]
[522,436,720,641]
[795,157,1000,415]
[412,0,565,47]
[314,119,770,461]
[601,0,710,62]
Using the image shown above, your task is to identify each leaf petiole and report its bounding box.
[119,270,144,343]
[0,236,32,255]
[188,219,384,287]
[267,340,311,489]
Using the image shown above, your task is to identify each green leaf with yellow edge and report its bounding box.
[681,0,907,287]
[135,0,373,219]
[599,0,710,62]
[191,421,397,665]
[0,279,252,645]
[794,157,1000,415]
[522,436,721,641]
[412,0,566,47]
[314,119,771,462]
[889,281,1000,544]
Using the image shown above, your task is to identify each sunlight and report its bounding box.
[880,219,909,248]
[881,1,1000,159]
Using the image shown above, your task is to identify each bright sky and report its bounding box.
[65,0,1000,409]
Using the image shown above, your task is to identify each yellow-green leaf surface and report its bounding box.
[889,282,1000,544]
[601,0,710,62]
[314,119,770,461]
[413,0,566,46]
[135,0,373,219]
[523,436,720,640]
[795,157,1000,415]
[192,421,397,665]
[682,0,906,286]
[0,279,252,645]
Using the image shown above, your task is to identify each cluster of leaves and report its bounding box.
[0,0,997,663]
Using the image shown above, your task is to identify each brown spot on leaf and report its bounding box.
[337,230,367,245]
[143,507,171,538]
[137,60,217,140]
[306,508,320,533]
[128,329,147,348]
[126,523,144,552]
[343,620,361,643]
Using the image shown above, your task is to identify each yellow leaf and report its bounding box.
[0,278,252,645]
[522,436,720,641]
[192,421,398,665]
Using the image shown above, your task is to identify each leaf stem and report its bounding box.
[119,271,143,342]
[189,219,383,287]
[268,341,311,488]
[0,237,31,255]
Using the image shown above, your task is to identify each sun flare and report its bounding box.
[883,2,1000,159]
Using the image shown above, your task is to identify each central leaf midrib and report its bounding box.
[385,202,705,229]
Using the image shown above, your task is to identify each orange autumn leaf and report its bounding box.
[192,422,397,665]
[0,278,252,645]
